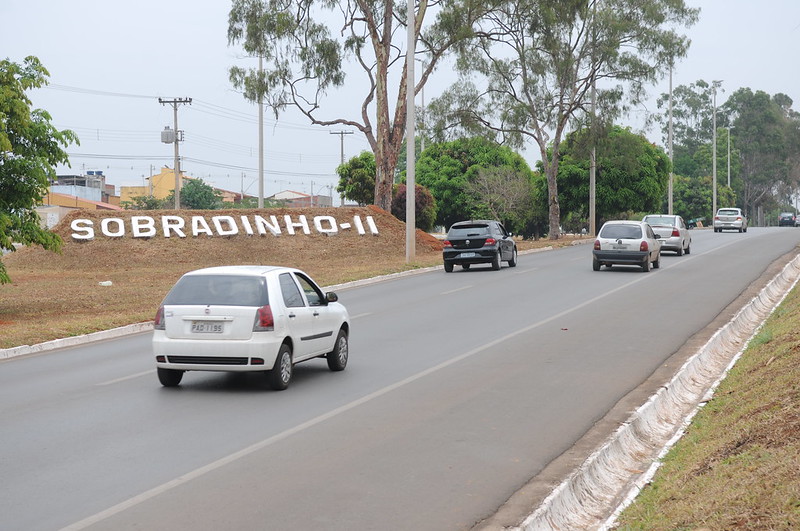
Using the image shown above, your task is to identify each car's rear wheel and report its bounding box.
[676,245,684,256]
[462,264,471,270]
[508,247,518,267]
[592,257,601,271]
[491,252,501,270]
[641,257,650,272]
[157,368,183,387]
[268,344,293,390]
[444,262,454,273]
[327,328,348,372]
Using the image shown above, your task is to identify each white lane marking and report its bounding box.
[513,267,539,274]
[96,370,155,386]
[62,270,657,530]
[442,285,472,295]
[350,312,372,320]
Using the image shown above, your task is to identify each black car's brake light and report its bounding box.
[485,237,497,245]
[253,305,274,331]
[443,240,452,247]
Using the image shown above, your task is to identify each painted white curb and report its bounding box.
[0,322,154,360]
[517,252,800,531]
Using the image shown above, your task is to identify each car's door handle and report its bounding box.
[313,311,320,317]
[288,313,296,319]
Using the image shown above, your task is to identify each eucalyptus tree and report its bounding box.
[426,0,698,239]
[723,89,800,217]
[651,79,726,178]
[227,0,497,211]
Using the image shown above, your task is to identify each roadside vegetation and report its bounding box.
[614,283,800,529]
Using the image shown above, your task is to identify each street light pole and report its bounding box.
[712,85,717,220]
[405,1,416,263]
[727,126,731,187]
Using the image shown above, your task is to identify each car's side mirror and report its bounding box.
[326,292,338,303]
[654,233,662,239]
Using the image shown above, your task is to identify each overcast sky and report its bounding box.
[3,1,799,200]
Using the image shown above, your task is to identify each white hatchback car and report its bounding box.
[592,220,662,272]
[152,265,350,390]
[714,208,748,233]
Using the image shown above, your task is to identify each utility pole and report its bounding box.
[159,97,192,209]
[258,56,264,208]
[712,84,718,222]
[405,1,416,263]
[668,64,674,215]
[330,130,353,206]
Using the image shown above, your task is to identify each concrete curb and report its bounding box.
[516,252,800,530]
[0,322,154,360]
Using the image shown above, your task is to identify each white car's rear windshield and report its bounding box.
[600,225,642,239]
[718,209,740,216]
[163,275,268,306]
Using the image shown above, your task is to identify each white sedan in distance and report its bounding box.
[153,265,350,390]
[592,220,662,272]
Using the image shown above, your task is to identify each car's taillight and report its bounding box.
[154,306,165,330]
[594,240,601,250]
[253,305,274,331]
[443,240,452,247]
[672,228,680,237]
[640,241,649,252]
[714,216,720,220]
[737,216,742,221]
[485,238,497,245]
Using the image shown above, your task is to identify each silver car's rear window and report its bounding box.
[643,216,673,226]
[600,224,642,239]
[163,275,268,307]
[718,209,740,216]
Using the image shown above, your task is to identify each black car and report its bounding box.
[442,220,518,272]
[778,212,796,227]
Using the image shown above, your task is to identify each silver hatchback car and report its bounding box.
[152,265,350,390]
[642,214,691,255]
[714,208,748,233]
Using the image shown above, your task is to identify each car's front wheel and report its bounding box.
[653,253,660,269]
[268,344,293,390]
[676,244,684,256]
[157,368,183,387]
[327,328,348,372]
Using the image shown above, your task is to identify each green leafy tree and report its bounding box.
[390,183,437,232]
[336,151,376,206]
[122,195,168,210]
[557,126,670,226]
[670,174,736,224]
[465,167,535,234]
[428,0,698,239]
[416,136,535,232]
[227,0,499,211]
[164,178,223,210]
[0,57,78,284]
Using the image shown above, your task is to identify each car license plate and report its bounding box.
[612,244,628,250]
[460,252,476,258]
[191,321,223,333]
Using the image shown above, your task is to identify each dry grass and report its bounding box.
[0,206,583,348]
[614,287,800,530]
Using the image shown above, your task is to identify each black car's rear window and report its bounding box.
[448,225,490,238]
[163,275,268,307]
[600,224,642,239]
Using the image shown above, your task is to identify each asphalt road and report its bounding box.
[2,227,800,531]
